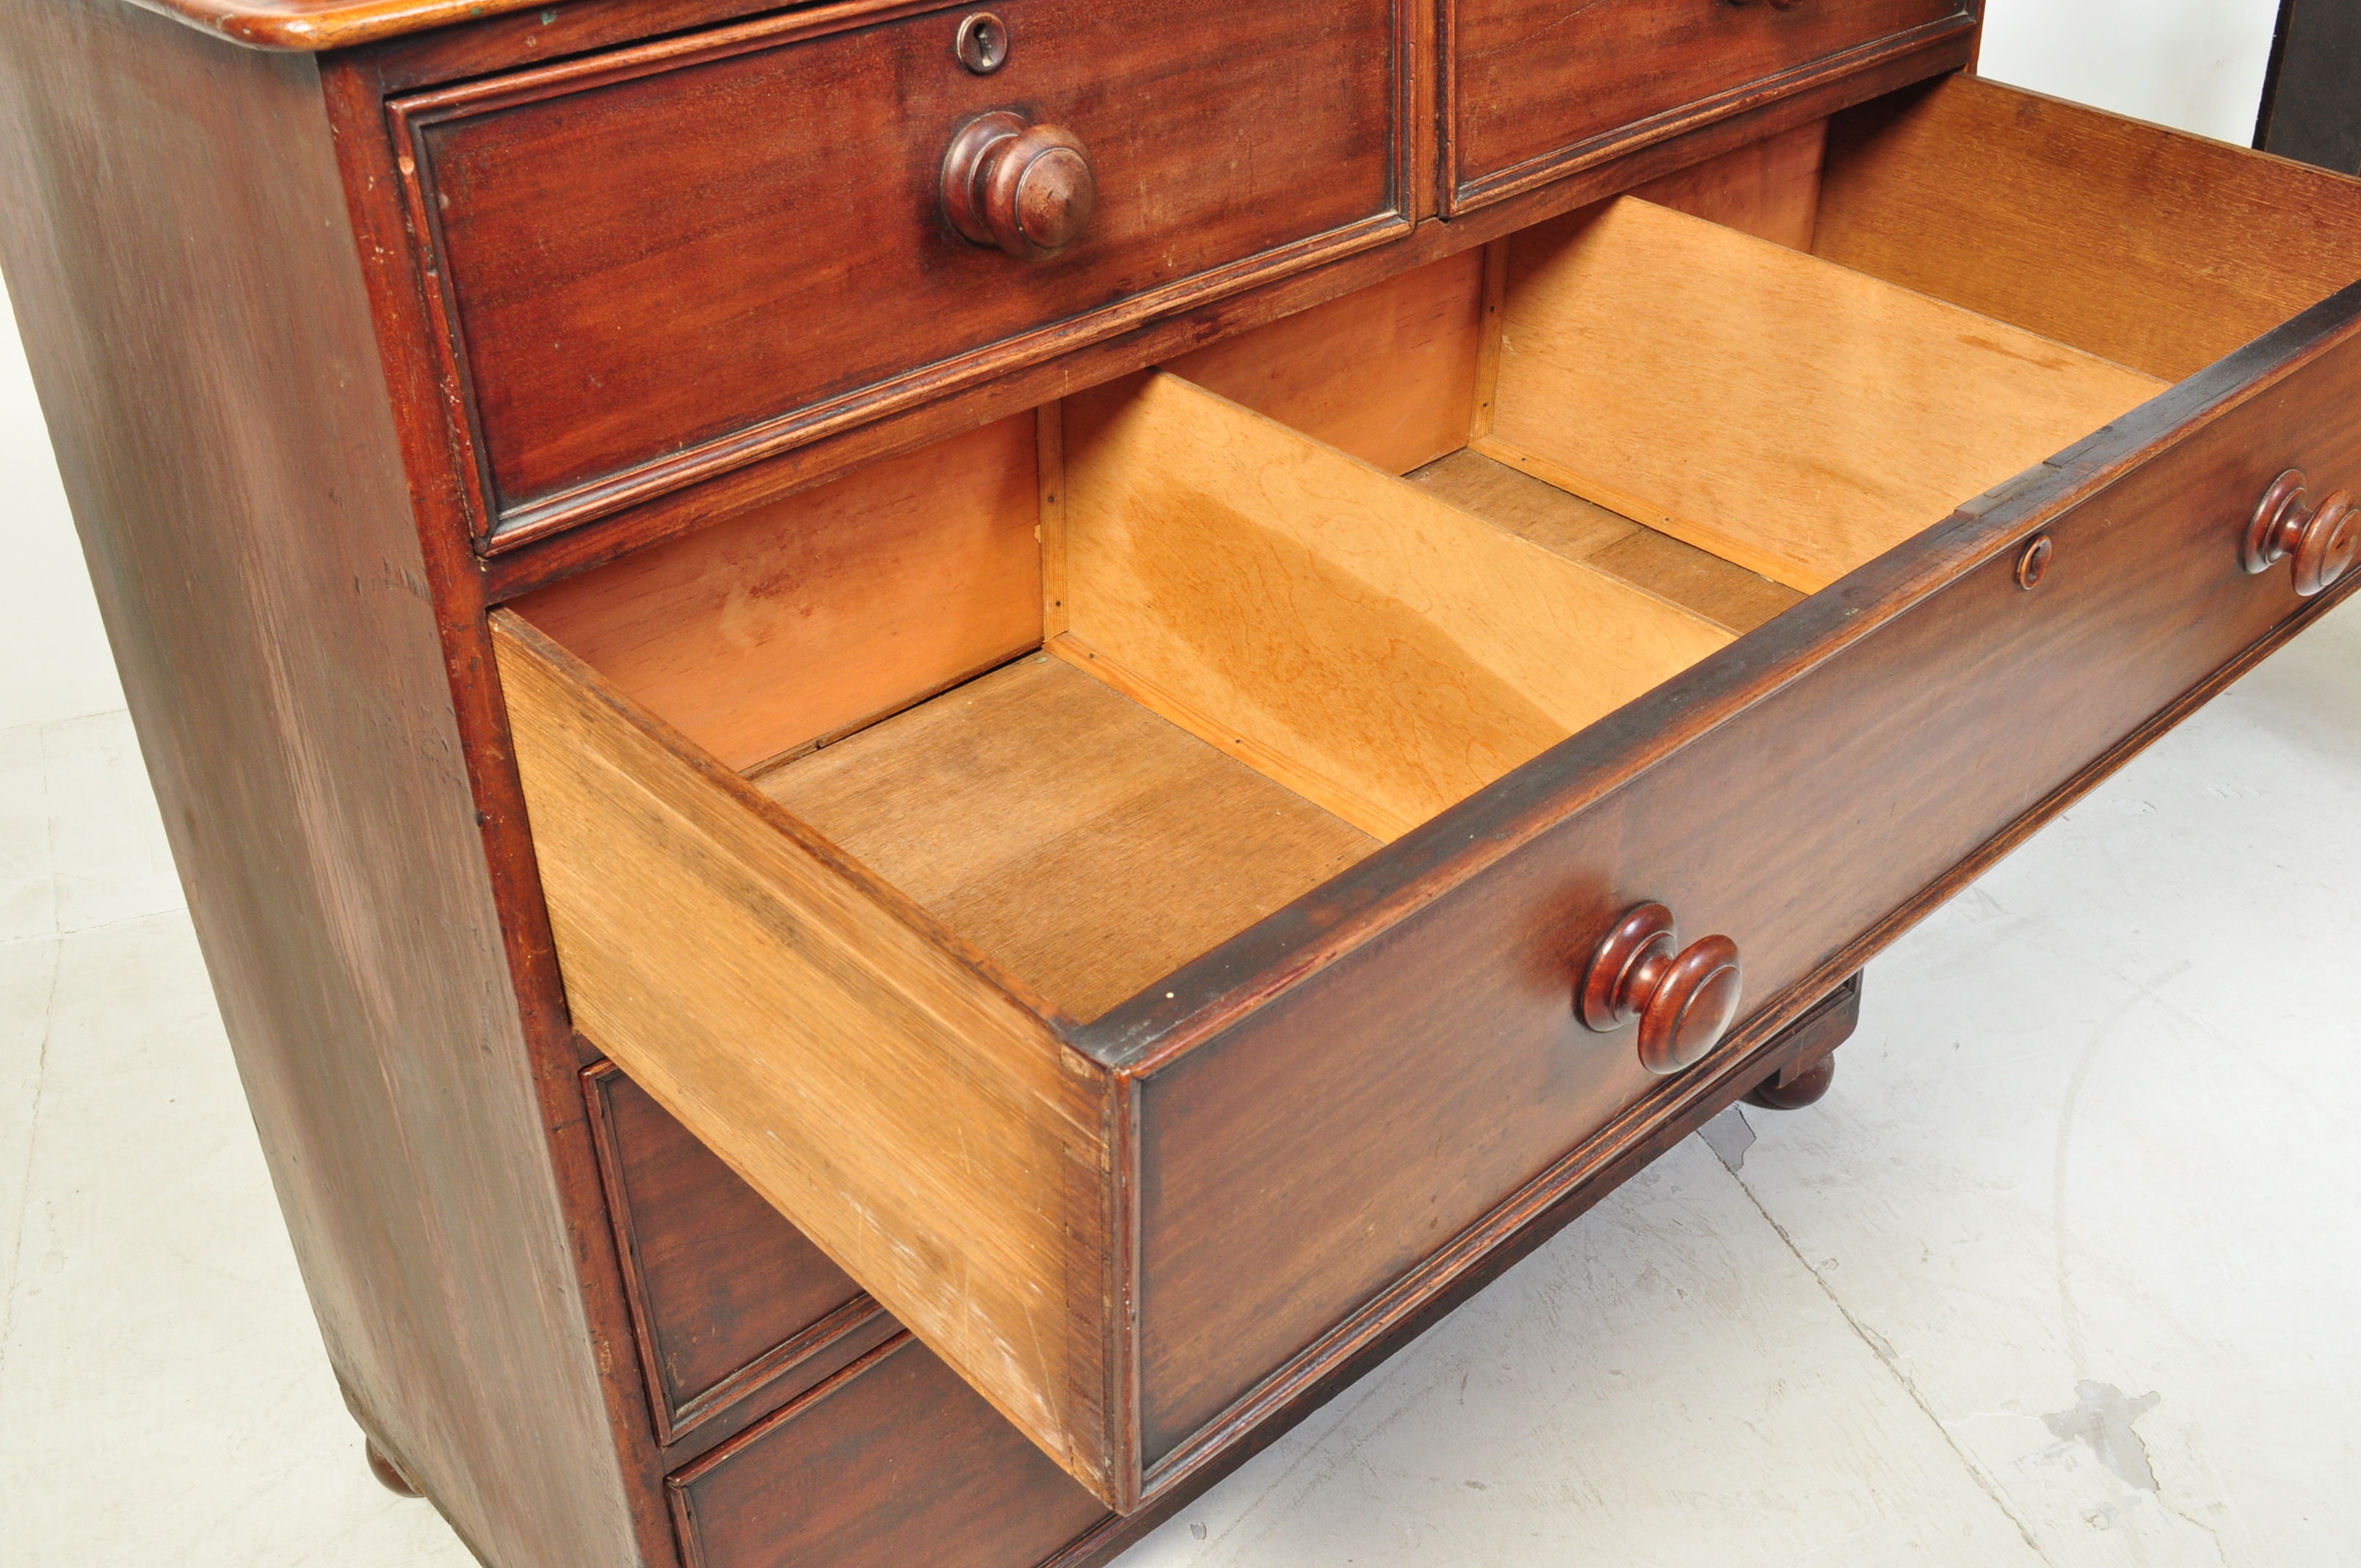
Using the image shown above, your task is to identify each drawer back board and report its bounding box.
[496,77,2361,1509]
[389,0,1406,548]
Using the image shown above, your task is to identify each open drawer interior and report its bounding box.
[495,73,2361,1506]
[515,170,2164,1026]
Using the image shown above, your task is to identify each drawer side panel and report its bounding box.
[493,613,1121,1502]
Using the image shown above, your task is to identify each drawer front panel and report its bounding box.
[584,1061,893,1446]
[1445,0,1970,210]
[1133,291,2361,1463]
[399,0,1403,541]
[669,1335,1109,1568]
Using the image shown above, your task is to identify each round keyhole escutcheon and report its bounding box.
[955,12,1008,73]
[2017,533,2053,590]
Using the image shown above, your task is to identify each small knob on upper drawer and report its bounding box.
[942,111,1097,260]
[2244,468,2358,597]
[1578,902,1744,1077]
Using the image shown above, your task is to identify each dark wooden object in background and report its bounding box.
[2257,0,2361,173]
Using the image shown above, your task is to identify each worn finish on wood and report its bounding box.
[1477,197,2166,592]
[515,416,1042,774]
[362,1,799,92]
[581,1061,894,1451]
[1816,73,2361,382]
[396,0,1404,541]
[1444,0,1969,208]
[1101,277,2361,1473]
[491,612,1122,1503]
[1161,251,1487,476]
[1057,371,1732,839]
[670,1336,1109,1568]
[760,656,1378,1025]
[942,111,1098,259]
[1407,449,1805,634]
[123,0,550,48]
[0,5,662,1567]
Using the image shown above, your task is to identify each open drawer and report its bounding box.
[492,76,2361,1511]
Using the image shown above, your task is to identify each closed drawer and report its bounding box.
[1443,0,1973,211]
[582,1059,896,1451]
[494,76,2361,1513]
[669,1335,1108,1568]
[391,0,1404,546]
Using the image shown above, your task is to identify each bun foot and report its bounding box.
[366,1438,422,1498]
[1744,1052,1835,1111]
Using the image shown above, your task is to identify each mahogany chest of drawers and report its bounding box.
[4,1,2357,1564]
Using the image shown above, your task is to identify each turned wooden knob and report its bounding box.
[942,111,1095,260]
[2244,468,2358,597]
[1578,902,1744,1077]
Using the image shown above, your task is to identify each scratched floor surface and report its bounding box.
[4,597,2354,1567]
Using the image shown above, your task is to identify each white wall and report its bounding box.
[0,3,2292,732]
[1979,0,2284,145]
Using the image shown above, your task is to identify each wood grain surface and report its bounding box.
[1446,0,1968,208]
[670,1335,1108,1568]
[474,37,1971,598]
[493,612,1122,1503]
[0,6,651,1564]
[399,0,1401,536]
[121,0,550,48]
[761,656,1378,1024]
[581,1061,892,1451]
[1631,115,1828,249]
[1407,449,1805,634]
[1478,196,2166,592]
[1058,372,1732,839]
[1816,73,2361,382]
[1162,251,1487,476]
[516,415,1041,773]
[1110,281,2361,1467]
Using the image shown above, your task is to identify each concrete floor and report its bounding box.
[3,587,2355,1567]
